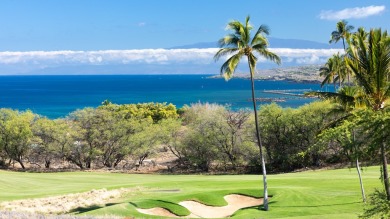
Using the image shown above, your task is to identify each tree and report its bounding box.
[259,102,333,172]
[320,53,346,89]
[329,20,354,84]
[315,27,390,201]
[157,118,185,169]
[346,28,390,200]
[214,16,281,210]
[31,118,73,168]
[0,109,35,169]
[330,20,354,51]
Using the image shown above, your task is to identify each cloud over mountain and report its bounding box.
[0,47,343,75]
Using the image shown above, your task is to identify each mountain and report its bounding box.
[169,37,343,49]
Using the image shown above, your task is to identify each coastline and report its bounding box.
[208,64,323,84]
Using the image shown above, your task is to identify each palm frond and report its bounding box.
[251,29,269,47]
[214,48,239,61]
[251,25,269,46]
[252,47,281,65]
[306,91,350,100]
[243,16,252,44]
[220,53,243,80]
[226,20,246,42]
[218,34,241,48]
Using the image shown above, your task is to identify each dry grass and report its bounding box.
[0,188,134,216]
[0,211,121,219]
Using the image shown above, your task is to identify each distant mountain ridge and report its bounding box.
[169,37,343,49]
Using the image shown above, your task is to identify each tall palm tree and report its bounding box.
[330,20,354,51]
[214,16,281,211]
[330,20,354,84]
[346,28,390,199]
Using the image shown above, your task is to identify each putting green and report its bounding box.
[0,166,383,218]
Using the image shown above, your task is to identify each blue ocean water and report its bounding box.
[0,75,331,118]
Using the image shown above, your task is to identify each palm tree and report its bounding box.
[329,20,354,84]
[320,53,346,89]
[320,56,337,90]
[330,20,354,51]
[214,16,281,211]
[346,28,390,199]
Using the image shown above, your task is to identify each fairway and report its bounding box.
[0,167,383,218]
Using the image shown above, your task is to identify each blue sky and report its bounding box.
[0,0,389,74]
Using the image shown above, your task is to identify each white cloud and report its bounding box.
[0,49,219,65]
[319,5,385,20]
[0,48,343,74]
[138,22,146,27]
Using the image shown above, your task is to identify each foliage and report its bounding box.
[0,109,35,169]
[66,107,159,169]
[319,53,347,88]
[360,189,390,219]
[178,103,256,171]
[31,118,74,168]
[319,24,390,204]
[258,101,334,171]
[99,102,178,123]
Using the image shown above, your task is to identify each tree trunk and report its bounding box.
[353,131,365,202]
[16,158,25,169]
[381,138,390,200]
[356,158,365,202]
[45,160,51,169]
[248,60,269,211]
[342,38,350,85]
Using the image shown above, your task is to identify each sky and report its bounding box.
[0,0,389,74]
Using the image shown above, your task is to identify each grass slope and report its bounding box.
[0,166,383,218]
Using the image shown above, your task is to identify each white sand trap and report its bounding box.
[136,194,263,218]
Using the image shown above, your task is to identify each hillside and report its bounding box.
[210,64,323,83]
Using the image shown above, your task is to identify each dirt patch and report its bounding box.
[0,188,136,215]
[136,194,263,218]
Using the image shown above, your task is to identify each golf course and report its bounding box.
[0,166,382,218]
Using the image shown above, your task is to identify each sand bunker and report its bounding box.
[136,207,198,218]
[136,194,263,218]
[0,188,133,215]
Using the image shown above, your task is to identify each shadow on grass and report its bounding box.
[129,199,180,208]
[69,202,119,214]
[129,200,189,216]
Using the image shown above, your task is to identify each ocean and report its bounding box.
[0,75,331,118]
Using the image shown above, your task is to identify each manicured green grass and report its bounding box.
[0,166,384,218]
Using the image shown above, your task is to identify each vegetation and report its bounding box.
[0,100,366,174]
[311,20,390,216]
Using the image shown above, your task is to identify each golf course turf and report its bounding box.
[0,166,384,218]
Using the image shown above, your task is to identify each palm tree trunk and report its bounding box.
[356,158,366,202]
[353,131,366,202]
[342,38,350,85]
[333,76,336,91]
[248,62,269,211]
[381,137,390,200]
